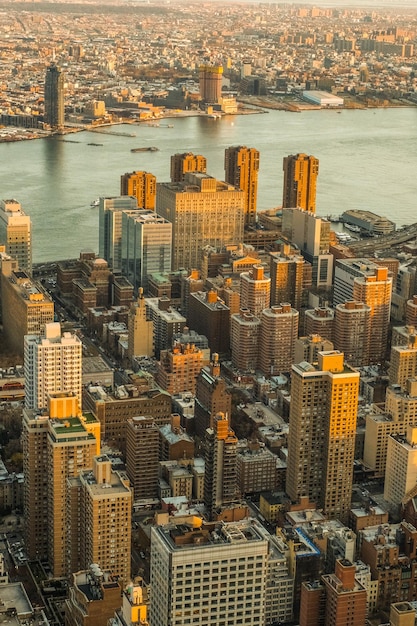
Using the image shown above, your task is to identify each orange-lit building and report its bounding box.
[170,152,207,183]
[120,171,156,210]
[224,146,260,227]
[240,264,270,317]
[282,153,319,213]
[199,65,223,103]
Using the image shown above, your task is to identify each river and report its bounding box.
[1,106,416,262]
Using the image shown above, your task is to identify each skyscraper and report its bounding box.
[44,62,65,128]
[286,351,359,522]
[98,195,138,272]
[333,301,371,367]
[199,65,223,103]
[204,413,239,518]
[156,173,245,271]
[230,308,260,373]
[22,393,100,572]
[24,321,82,410]
[352,267,392,364]
[240,264,271,317]
[126,416,160,501]
[269,246,311,310]
[170,152,207,183]
[70,455,132,585]
[121,209,172,292]
[282,153,319,213]
[120,171,156,210]
[127,288,154,361]
[0,199,32,274]
[258,304,299,376]
[224,146,260,227]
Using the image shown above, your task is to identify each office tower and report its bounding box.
[334,301,371,367]
[389,342,417,388]
[204,413,239,517]
[0,199,32,274]
[126,416,159,501]
[353,267,392,364]
[240,264,270,317]
[224,146,260,228]
[384,426,417,509]
[121,209,172,292]
[98,196,138,272]
[269,246,312,310]
[65,568,122,626]
[406,295,417,327]
[120,171,156,210]
[294,334,334,366]
[127,289,154,361]
[145,296,186,358]
[156,173,245,271]
[199,64,223,103]
[44,62,65,128]
[321,560,367,626]
[24,322,82,410]
[333,258,384,306]
[156,342,205,395]
[258,304,299,376]
[282,153,319,213]
[151,519,267,626]
[194,355,232,438]
[1,269,54,355]
[170,152,207,183]
[73,456,132,585]
[188,290,231,356]
[231,308,260,373]
[287,351,359,522]
[281,208,333,289]
[304,306,334,342]
[22,393,100,572]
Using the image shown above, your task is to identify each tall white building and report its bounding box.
[0,199,32,274]
[24,322,82,410]
[150,519,293,626]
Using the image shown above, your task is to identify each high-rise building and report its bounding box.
[194,355,232,438]
[71,456,132,585]
[199,65,223,103]
[333,258,383,306]
[240,264,270,317]
[156,342,205,395]
[389,341,417,388]
[24,322,82,410]
[286,351,359,522]
[65,568,122,626]
[282,153,319,213]
[127,289,154,361]
[269,246,312,310]
[44,62,65,128]
[120,171,156,210]
[170,153,207,183]
[145,296,186,359]
[156,173,245,271]
[230,308,260,373]
[353,267,392,364]
[121,209,172,292]
[126,416,160,501]
[204,413,239,517]
[224,146,260,227]
[258,304,299,376]
[304,306,334,342]
[281,208,333,289]
[187,290,231,356]
[406,295,417,327]
[22,393,100,572]
[1,269,54,355]
[0,199,32,274]
[384,426,417,509]
[294,334,334,366]
[334,301,371,367]
[98,196,138,272]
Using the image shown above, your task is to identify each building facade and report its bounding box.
[282,153,319,213]
[224,146,260,228]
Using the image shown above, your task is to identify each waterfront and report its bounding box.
[1,106,416,263]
